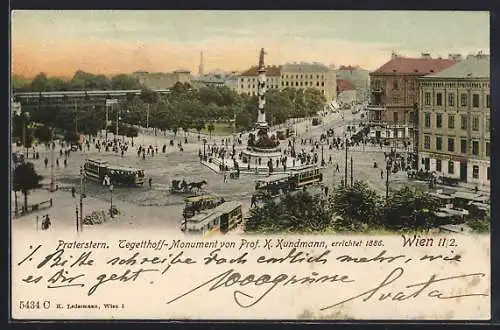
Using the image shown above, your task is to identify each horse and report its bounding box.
[188,180,207,191]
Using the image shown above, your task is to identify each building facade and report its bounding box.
[336,79,357,105]
[236,66,281,96]
[335,65,370,103]
[133,70,191,90]
[367,53,456,146]
[280,62,337,102]
[418,54,490,187]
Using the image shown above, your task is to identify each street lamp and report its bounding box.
[109,184,114,218]
[203,138,207,160]
[386,161,391,202]
[321,144,325,167]
[22,111,30,159]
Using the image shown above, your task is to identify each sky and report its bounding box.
[11,10,490,78]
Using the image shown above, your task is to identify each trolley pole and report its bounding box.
[79,165,84,232]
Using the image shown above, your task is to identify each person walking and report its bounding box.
[381,169,384,180]
[44,157,48,168]
[148,177,153,189]
[223,173,227,183]
[335,163,340,173]
[250,195,257,208]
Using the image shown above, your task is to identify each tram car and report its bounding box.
[84,159,145,186]
[255,165,323,196]
[182,194,225,219]
[181,201,243,236]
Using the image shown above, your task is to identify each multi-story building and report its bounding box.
[336,79,356,105]
[418,53,490,186]
[133,70,191,90]
[236,65,281,96]
[280,62,337,102]
[336,65,370,103]
[367,53,456,146]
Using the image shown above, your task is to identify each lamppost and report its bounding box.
[203,138,207,160]
[386,161,391,202]
[22,111,30,159]
[344,134,348,186]
[109,184,114,218]
[321,144,325,167]
[79,164,85,232]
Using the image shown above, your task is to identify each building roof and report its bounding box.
[240,65,282,77]
[336,79,356,92]
[423,55,489,79]
[338,65,359,71]
[372,56,456,75]
[282,62,330,73]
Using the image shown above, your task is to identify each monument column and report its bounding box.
[257,48,268,130]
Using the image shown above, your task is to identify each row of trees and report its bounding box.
[13,71,144,92]
[245,182,490,233]
[14,71,326,142]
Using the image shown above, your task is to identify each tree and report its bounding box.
[13,162,43,212]
[207,123,215,138]
[64,130,80,144]
[34,125,53,143]
[385,187,441,230]
[195,120,205,134]
[245,191,335,233]
[329,181,382,231]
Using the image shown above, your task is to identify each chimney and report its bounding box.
[421,53,432,59]
[391,51,398,59]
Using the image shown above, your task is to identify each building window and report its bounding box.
[472,116,479,131]
[436,159,442,172]
[436,136,442,151]
[472,94,480,107]
[424,92,431,105]
[424,112,431,128]
[316,75,319,79]
[486,142,490,157]
[487,167,491,180]
[448,161,454,174]
[286,82,289,86]
[436,114,442,128]
[424,135,430,149]
[461,115,467,130]
[460,93,468,106]
[461,139,467,154]
[448,92,455,106]
[300,82,303,86]
[296,82,299,86]
[447,138,455,152]
[448,114,455,129]
[472,165,479,179]
[436,93,443,106]
[472,141,479,155]
[486,94,490,108]
[393,80,398,90]
[316,82,319,87]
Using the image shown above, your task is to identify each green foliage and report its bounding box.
[34,125,53,143]
[64,130,80,144]
[329,181,383,231]
[245,191,335,233]
[385,187,441,230]
[13,162,43,212]
[467,216,490,233]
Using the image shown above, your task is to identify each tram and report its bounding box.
[288,165,323,189]
[182,194,225,219]
[84,159,145,186]
[182,201,242,236]
[255,165,323,196]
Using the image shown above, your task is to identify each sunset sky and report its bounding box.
[11,10,489,78]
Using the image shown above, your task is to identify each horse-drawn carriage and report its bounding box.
[229,170,240,179]
[437,176,460,187]
[170,179,208,194]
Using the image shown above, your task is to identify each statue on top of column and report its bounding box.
[259,48,266,69]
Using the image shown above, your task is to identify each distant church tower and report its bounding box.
[198,51,204,76]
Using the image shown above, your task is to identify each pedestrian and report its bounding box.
[223,173,227,183]
[44,158,48,168]
[335,163,340,172]
[71,186,76,198]
[41,214,51,231]
[63,158,67,167]
[381,169,384,180]
[148,177,152,189]
[324,186,329,196]
[56,158,59,167]
[251,195,257,208]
